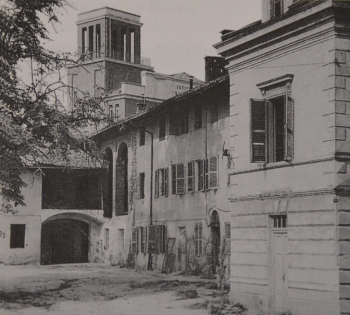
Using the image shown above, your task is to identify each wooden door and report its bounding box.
[274,232,287,314]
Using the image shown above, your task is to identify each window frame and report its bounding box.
[171,164,185,195]
[195,223,203,256]
[139,173,145,199]
[155,168,168,197]
[10,224,25,249]
[187,161,195,192]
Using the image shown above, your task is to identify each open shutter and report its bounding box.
[148,225,156,254]
[285,92,294,161]
[155,170,159,198]
[250,99,267,163]
[176,164,185,194]
[209,156,218,189]
[171,165,176,194]
[164,168,169,197]
[187,161,194,192]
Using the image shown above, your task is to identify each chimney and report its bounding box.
[189,76,194,90]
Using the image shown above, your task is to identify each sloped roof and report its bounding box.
[22,148,103,169]
[169,72,203,84]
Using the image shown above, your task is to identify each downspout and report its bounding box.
[129,121,154,270]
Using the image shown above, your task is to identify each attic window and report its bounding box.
[272,0,284,18]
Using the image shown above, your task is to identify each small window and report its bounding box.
[197,160,205,191]
[159,117,166,141]
[131,227,138,254]
[148,225,166,254]
[272,215,287,228]
[273,0,284,18]
[187,161,195,192]
[204,156,218,190]
[195,223,203,255]
[210,103,219,123]
[109,105,114,119]
[139,173,145,199]
[194,104,202,130]
[104,228,109,250]
[139,127,145,146]
[225,222,231,253]
[155,168,168,197]
[171,164,185,195]
[10,224,25,249]
[170,109,188,136]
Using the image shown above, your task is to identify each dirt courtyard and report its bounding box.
[0,263,237,315]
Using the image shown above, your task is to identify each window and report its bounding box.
[148,225,166,254]
[139,127,145,146]
[194,104,202,130]
[250,91,294,163]
[187,161,195,192]
[171,164,185,195]
[169,109,188,136]
[139,173,145,199]
[272,214,287,229]
[210,103,219,123]
[225,223,231,253]
[159,117,166,141]
[155,168,168,197]
[10,224,25,249]
[104,228,109,250]
[82,27,87,54]
[88,25,94,58]
[131,227,138,254]
[195,223,203,255]
[140,226,147,254]
[205,156,218,190]
[197,160,205,191]
[272,0,284,18]
[96,24,101,57]
[109,105,114,119]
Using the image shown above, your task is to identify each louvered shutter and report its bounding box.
[187,161,194,192]
[209,156,218,189]
[204,159,209,190]
[148,225,156,254]
[195,224,199,256]
[132,228,138,254]
[198,224,203,255]
[285,92,294,161]
[171,165,176,194]
[164,168,169,197]
[176,164,185,194]
[155,170,159,198]
[250,99,267,163]
[198,160,204,191]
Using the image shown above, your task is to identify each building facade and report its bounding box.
[215,0,350,314]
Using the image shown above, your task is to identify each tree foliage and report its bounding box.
[0,0,107,206]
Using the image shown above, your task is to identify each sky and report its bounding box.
[42,0,261,81]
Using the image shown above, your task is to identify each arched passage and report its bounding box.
[103,147,113,218]
[116,142,128,215]
[41,218,90,265]
[211,210,220,274]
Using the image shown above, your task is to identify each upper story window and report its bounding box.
[139,127,145,146]
[169,108,189,136]
[139,173,145,199]
[155,168,168,197]
[251,74,294,163]
[172,163,185,195]
[194,104,202,130]
[159,117,166,141]
[272,0,284,18]
[210,103,219,123]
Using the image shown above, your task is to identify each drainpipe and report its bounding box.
[130,121,154,270]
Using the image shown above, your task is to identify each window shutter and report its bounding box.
[198,160,204,191]
[155,170,159,198]
[164,168,169,197]
[176,164,185,194]
[171,165,176,194]
[285,92,294,161]
[132,228,137,254]
[195,224,199,256]
[148,225,156,254]
[209,156,218,189]
[187,161,194,192]
[225,223,231,254]
[250,99,267,163]
[198,224,203,255]
[205,159,209,190]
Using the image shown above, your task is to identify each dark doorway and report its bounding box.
[41,219,89,265]
[116,143,128,215]
[211,211,220,274]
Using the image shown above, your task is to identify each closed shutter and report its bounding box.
[155,170,159,198]
[250,99,267,163]
[195,224,199,255]
[148,225,156,254]
[209,156,218,189]
[205,159,209,190]
[164,168,169,197]
[132,228,138,254]
[171,165,176,194]
[285,92,294,161]
[176,164,185,194]
[198,160,204,191]
[225,223,231,253]
[140,227,144,253]
[187,161,194,192]
[156,225,165,254]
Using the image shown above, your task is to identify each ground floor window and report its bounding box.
[10,224,25,249]
[195,223,203,255]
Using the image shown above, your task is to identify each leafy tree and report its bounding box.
[0,0,107,206]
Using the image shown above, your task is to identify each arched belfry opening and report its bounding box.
[211,210,220,274]
[116,143,128,215]
[103,147,113,218]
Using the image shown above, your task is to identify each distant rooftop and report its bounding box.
[77,7,142,26]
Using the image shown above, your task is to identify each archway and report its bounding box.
[116,143,128,215]
[41,218,90,265]
[211,210,220,274]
